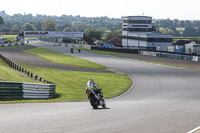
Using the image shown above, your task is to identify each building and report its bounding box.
[122,16,173,48]
[103,37,122,47]
[0,37,5,44]
[172,40,196,46]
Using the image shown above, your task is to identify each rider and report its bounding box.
[86,79,103,102]
[87,79,101,92]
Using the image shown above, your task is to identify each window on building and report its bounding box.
[131,25,148,27]
[148,38,172,42]
[123,20,152,24]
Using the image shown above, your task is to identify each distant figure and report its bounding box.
[70,47,73,54]
[27,40,29,43]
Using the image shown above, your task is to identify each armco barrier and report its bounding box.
[0,81,56,99]
[140,51,200,62]
[92,47,139,54]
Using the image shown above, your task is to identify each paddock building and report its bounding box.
[122,16,173,48]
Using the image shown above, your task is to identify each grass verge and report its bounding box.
[0,58,41,83]
[82,49,121,55]
[23,48,107,69]
[1,35,17,42]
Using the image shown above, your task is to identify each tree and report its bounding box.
[58,22,72,31]
[63,27,72,32]
[159,28,174,35]
[11,23,22,33]
[179,20,186,27]
[85,30,103,41]
[182,27,198,37]
[171,27,181,37]
[185,20,193,27]
[22,23,35,31]
[34,21,42,30]
[0,27,11,32]
[159,19,173,28]
[0,16,4,26]
[42,19,57,31]
[173,19,179,27]
[193,21,200,27]
[197,27,200,36]
[105,30,122,40]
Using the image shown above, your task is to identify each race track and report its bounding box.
[1,42,200,133]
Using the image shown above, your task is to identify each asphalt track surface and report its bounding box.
[1,42,200,133]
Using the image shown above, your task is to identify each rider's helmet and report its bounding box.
[89,79,94,84]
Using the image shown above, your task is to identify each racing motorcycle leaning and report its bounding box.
[85,79,106,109]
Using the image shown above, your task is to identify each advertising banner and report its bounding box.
[24,31,83,38]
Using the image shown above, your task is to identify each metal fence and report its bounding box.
[139,51,200,62]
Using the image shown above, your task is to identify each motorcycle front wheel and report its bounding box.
[90,97,98,109]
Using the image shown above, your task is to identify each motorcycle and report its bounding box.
[85,80,106,109]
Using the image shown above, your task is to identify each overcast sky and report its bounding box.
[1,0,200,20]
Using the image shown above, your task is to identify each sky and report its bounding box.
[1,0,200,20]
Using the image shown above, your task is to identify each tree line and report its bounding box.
[0,10,200,41]
[0,11,122,41]
[155,19,200,37]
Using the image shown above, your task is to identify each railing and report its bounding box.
[139,51,200,62]
[38,40,92,49]
[0,81,56,99]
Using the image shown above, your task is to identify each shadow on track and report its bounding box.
[93,107,110,110]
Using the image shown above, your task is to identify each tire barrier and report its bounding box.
[139,51,200,62]
[0,81,56,99]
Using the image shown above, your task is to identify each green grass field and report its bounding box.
[0,62,131,103]
[82,49,122,55]
[0,58,41,83]
[23,48,107,69]
[13,64,131,103]
[0,47,131,103]
[1,35,17,42]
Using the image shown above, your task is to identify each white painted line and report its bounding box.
[187,126,200,133]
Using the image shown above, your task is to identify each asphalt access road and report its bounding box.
[1,42,200,133]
